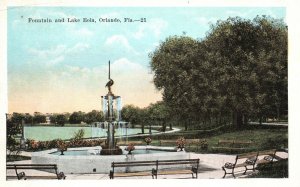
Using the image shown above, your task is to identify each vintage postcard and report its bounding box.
[0,0,298,187]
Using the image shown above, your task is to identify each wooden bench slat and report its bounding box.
[110,159,199,179]
[157,170,193,175]
[114,172,152,177]
[6,164,66,180]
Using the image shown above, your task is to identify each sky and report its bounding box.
[7,7,286,114]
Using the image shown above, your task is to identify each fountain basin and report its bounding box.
[31,146,191,174]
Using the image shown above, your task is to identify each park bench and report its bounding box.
[256,149,282,165]
[212,139,253,153]
[222,151,258,178]
[152,159,200,179]
[6,164,66,180]
[185,139,208,151]
[109,159,199,179]
[110,160,157,179]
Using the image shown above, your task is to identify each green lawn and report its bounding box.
[128,127,288,154]
[188,128,288,154]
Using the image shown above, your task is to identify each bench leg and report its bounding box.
[243,166,248,175]
[109,171,113,179]
[244,165,256,175]
[17,172,26,180]
[222,167,227,178]
[232,168,236,178]
[152,168,157,179]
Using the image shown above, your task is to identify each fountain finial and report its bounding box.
[105,60,114,93]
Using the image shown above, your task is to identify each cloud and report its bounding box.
[28,43,89,65]
[133,18,168,39]
[195,17,218,26]
[72,28,94,37]
[104,35,138,54]
[225,9,255,18]
[105,35,132,49]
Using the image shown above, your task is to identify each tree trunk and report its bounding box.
[259,116,262,125]
[169,123,173,130]
[141,124,144,134]
[233,110,243,129]
[243,115,248,125]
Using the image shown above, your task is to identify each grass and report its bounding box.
[193,128,287,154]
[126,127,288,154]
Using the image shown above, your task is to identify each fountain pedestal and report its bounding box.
[100,61,123,155]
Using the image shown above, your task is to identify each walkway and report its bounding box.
[6,151,288,180]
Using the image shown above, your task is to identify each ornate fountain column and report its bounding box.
[100,61,122,155]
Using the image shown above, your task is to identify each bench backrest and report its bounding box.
[233,140,253,145]
[218,140,234,145]
[258,149,277,156]
[157,159,199,166]
[7,164,60,179]
[237,151,258,159]
[218,140,253,145]
[7,164,58,170]
[112,160,157,168]
[111,159,200,171]
[160,139,205,145]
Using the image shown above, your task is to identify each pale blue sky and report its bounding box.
[7,7,286,113]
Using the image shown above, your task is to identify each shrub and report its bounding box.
[144,137,152,145]
[176,137,186,150]
[56,139,68,151]
[125,143,135,154]
[252,159,288,178]
[25,138,104,151]
[199,139,208,150]
[260,135,288,150]
[73,129,85,140]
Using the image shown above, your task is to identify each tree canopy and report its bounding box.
[149,16,287,128]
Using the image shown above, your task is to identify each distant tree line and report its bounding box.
[7,110,104,126]
[149,16,287,128]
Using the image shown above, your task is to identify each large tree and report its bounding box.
[6,116,22,155]
[204,16,287,127]
[84,110,104,124]
[121,105,141,126]
[149,16,287,128]
[69,111,85,124]
[146,101,170,131]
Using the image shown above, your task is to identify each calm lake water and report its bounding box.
[24,126,155,141]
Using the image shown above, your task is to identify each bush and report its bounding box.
[25,138,104,151]
[199,139,208,150]
[252,159,288,178]
[73,129,85,140]
[260,135,288,150]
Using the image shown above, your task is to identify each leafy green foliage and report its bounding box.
[50,114,68,126]
[84,110,104,124]
[33,112,46,123]
[6,118,21,155]
[69,111,85,124]
[73,129,85,140]
[149,16,287,128]
[252,159,288,178]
